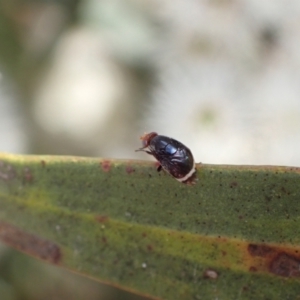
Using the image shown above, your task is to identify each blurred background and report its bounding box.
[1,0,300,299]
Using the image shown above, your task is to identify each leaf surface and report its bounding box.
[0,153,299,299]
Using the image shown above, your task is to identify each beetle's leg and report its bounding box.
[157,165,162,172]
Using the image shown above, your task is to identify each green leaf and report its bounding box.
[0,153,300,300]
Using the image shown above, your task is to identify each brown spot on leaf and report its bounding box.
[270,253,300,277]
[95,215,109,223]
[126,165,135,174]
[204,269,218,279]
[0,161,16,181]
[247,242,300,277]
[248,243,275,257]
[147,245,153,251]
[23,167,33,183]
[0,222,61,264]
[101,160,111,172]
[249,266,257,272]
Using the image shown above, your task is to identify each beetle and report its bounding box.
[135,132,197,184]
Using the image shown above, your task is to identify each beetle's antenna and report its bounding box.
[135,148,152,155]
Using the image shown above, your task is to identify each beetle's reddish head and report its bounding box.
[140,132,158,147]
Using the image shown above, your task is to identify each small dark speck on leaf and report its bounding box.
[265,195,272,202]
[230,181,238,188]
[147,245,153,251]
[281,187,290,195]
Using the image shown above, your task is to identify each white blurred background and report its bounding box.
[1,0,300,166]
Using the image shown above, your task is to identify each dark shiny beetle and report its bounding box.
[136,132,197,184]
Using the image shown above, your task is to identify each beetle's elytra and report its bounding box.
[136,132,197,184]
